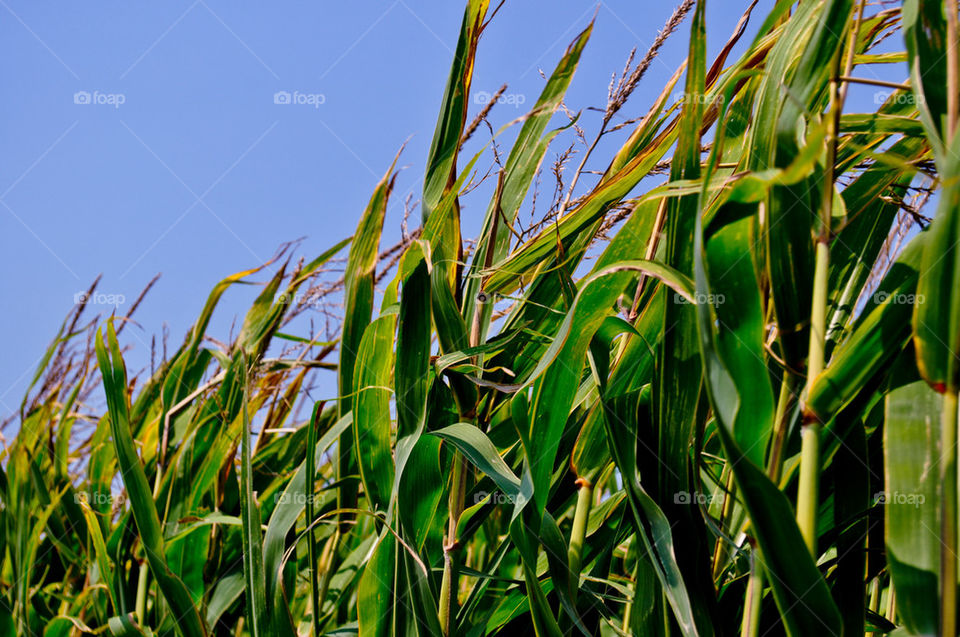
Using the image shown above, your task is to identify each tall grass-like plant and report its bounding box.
[1,1,957,635]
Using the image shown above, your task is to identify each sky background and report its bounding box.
[0,1,904,418]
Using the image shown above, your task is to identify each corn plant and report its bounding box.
[2,0,958,635]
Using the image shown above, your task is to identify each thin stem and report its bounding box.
[628,198,669,322]
[767,373,798,483]
[885,583,896,623]
[439,293,484,635]
[797,241,829,553]
[940,391,958,637]
[316,529,340,619]
[940,0,958,626]
[568,478,595,584]
[837,1,866,108]
[439,451,467,636]
[796,417,822,553]
[557,124,606,220]
[740,543,763,637]
[836,76,909,91]
[306,404,321,637]
[611,197,668,368]
[867,577,881,637]
[712,465,736,580]
[621,559,638,632]
[558,478,595,634]
[135,564,148,625]
[155,371,227,495]
[805,244,830,379]
[946,0,958,144]
[439,563,454,636]
[796,0,861,550]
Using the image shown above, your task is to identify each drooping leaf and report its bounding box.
[95,323,208,637]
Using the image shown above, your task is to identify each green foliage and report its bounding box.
[2,1,956,635]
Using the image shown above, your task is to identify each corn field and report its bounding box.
[3,0,960,634]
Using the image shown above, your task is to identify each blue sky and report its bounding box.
[0,1,904,415]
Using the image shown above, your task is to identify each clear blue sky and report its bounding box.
[0,1,903,415]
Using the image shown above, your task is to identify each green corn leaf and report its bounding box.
[237,266,286,358]
[598,391,701,635]
[702,203,774,465]
[294,236,352,285]
[422,0,490,222]
[357,532,397,637]
[392,258,447,557]
[78,499,120,615]
[237,354,269,637]
[903,0,950,152]
[95,323,208,637]
[914,136,960,393]
[206,573,244,630]
[338,157,399,521]
[108,615,149,637]
[522,261,693,516]
[305,403,322,637]
[430,423,526,512]
[352,313,397,512]
[884,380,942,634]
[693,135,844,637]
